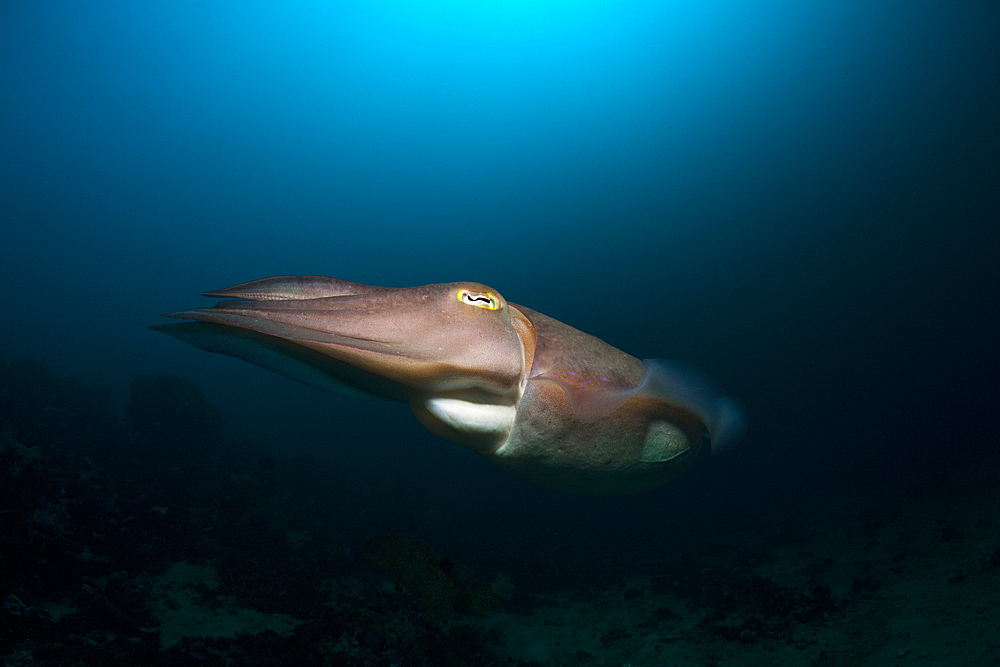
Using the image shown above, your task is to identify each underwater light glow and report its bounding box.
[349,0,639,49]
[363,0,614,26]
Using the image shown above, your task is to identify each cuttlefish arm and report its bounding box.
[154,276,744,495]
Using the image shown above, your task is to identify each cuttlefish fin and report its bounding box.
[515,306,745,453]
[633,359,747,453]
[530,358,745,451]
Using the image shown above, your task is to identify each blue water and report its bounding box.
[1,0,996,574]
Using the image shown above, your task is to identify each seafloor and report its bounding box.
[1,356,997,666]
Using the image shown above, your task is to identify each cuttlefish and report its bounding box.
[154,276,744,495]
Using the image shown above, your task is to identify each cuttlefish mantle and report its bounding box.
[154,276,745,495]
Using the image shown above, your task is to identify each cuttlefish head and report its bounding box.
[155,276,536,452]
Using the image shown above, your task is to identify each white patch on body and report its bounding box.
[640,420,688,463]
[423,397,517,439]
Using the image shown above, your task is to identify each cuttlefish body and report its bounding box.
[155,276,744,495]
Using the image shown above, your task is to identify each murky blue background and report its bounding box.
[2,1,996,549]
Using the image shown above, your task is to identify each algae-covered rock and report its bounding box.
[361,534,498,620]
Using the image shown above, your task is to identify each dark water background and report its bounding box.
[2,1,997,567]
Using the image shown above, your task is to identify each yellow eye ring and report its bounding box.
[457,289,500,310]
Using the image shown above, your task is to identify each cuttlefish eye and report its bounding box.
[457,288,501,310]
